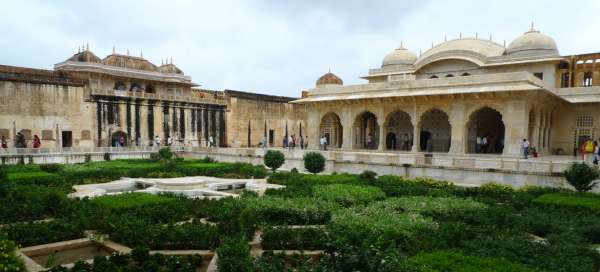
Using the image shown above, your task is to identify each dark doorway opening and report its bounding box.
[420,131,431,152]
[61,131,73,148]
[386,132,397,150]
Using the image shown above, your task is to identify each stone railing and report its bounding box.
[0,146,161,155]
[186,147,573,175]
[90,89,227,105]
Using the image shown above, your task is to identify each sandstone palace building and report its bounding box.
[296,25,600,157]
[2,25,600,157]
[0,47,305,149]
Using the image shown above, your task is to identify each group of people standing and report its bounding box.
[0,133,41,150]
[580,138,600,165]
[283,134,306,150]
[475,135,501,154]
[153,135,216,148]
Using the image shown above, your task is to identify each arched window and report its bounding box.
[461,73,471,76]
[429,75,439,79]
[145,85,155,93]
[114,82,126,91]
[445,74,454,78]
[130,83,142,92]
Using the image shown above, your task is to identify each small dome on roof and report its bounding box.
[102,54,158,71]
[382,44,417,67]
[506,25,558,56]
[316,71,343,86]
[159,63,184,75]
[67,50,101,63]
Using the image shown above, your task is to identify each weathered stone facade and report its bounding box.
[0,48,306,149]
[294,26,600,157]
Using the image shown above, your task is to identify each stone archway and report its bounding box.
[320,113,343,149]
[111,131,128,147]
[419,109,451,152]
[466,107,505,154]
[385,110,413,151]
[354,111,379,150]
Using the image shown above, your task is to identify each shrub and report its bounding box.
[532,193,600,212]
[216,237,254,272]
[84,153,92,163]
[39,163,63,173]
[5,220,85,247]
[404,251,536,272]
[303,152,325,174]
[563,162,599,192]
[106,221,220,250]
[158,147,174,160]
[0,166,7,182]
[261,226,330,250]
[313,184,385,206]
[371,196,488,216]
[149,152,161,161]
[359,170,377,183]
[7,171,64,187]
[91,193,178,210]
[0,236,25,272]
[264,150,285,172]
[242,197,333,225]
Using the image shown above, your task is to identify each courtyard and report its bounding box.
[0,148,599,271]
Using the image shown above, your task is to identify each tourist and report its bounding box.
[426,137,433,153]
[583,138,595,163]
[155,135,161,147]
[522,139,530,159]
[366,133,373,149]
[32,135,41,148]
[476,136,482,153]
[594,141,600,165]
[283,136,288,150]
[288,135,293,150]
[209,135,214,147]
[403,133,410,151]
[305,136,308,149]
[481,136,488,154]
[15,132,26,148]
[119,136,125,147]
[167,136,173,146]
[1,136,7,149]
[323,136,328,151]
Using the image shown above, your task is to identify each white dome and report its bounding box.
[506,28,558,56]
[382,45,417,67]
[414,38,505,69]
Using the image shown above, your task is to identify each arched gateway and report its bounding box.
[467,107,505,154]
[419,109,451,152]
[354,111,379,149]
[385,111,413,150]
[320,113,343,148]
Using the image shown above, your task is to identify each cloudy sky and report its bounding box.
[1,0,599,97]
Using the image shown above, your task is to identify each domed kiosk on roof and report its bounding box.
[159,63,184,75]
[316,71,343,87]
[505,25,558,57]
[382,43,417,68]
[67,48,101,63]
[414,38,505,70]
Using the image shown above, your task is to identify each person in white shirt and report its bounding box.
[167,136,173,146]
[482,136,488,154]
[476,136,482,153]
[209,135,214,147]
[522,139,530,159]
[154,136,161,147]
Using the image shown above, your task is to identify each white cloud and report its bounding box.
[0,0,599,97]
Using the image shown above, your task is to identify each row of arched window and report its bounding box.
[429,73,471,79]
[114,82,155,93]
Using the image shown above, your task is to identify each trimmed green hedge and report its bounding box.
[261,226,329,250]
[91,193,178,210]
[533,193,600,211]
[242,197,335,225]
[7,171,64,187]
[405,251,536,272]
[313,184,385,206]
[370,196,487,216]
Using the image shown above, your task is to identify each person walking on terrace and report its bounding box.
[522,139,530,159]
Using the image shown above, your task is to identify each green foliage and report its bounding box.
[533,193,600,212]
[313,184,385,206]
[263,150,285,172]
[303,152,325,174]
[404,251,536,272]
[371,196,488,216]
[103,152,111,161]
[7,171,64,187]
[158,147,174,160]
[4,220,85,247]
[217,237,254,272]
[261,226,330,250]
[563,162,599,192]
[0,234,25,272]
[0,166,8,182]
[91,193,178,210]
[242,197,334,225]
[39,163,63,173]
[359,170,377,183]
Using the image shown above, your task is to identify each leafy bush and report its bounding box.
[359,170,377,183]
[217,237,254,272]
[0,234,25,272]
[533,193,600,212]
[7,171,64,187]
[304,152,325,174]
[0,185,68,223]
[264,150,285,172]
[91,193,178,210]
[4,220,85,247]
[564,162,599,192]
[404,251,536,272]
[39,163,63,173]
[158,147,174,160]
[0,165,8,182]
[313,184,385,206]
[103,152,111,161]
[261,226,329,250]
[242,197,334,225]
[370,196,488,216]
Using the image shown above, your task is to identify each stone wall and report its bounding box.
[225,90,307,148]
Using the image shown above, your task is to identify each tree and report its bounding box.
[264,150,285,172]
[563,162,599,192]
[304,152,325,174]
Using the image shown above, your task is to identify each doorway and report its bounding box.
[61,131,73,148]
